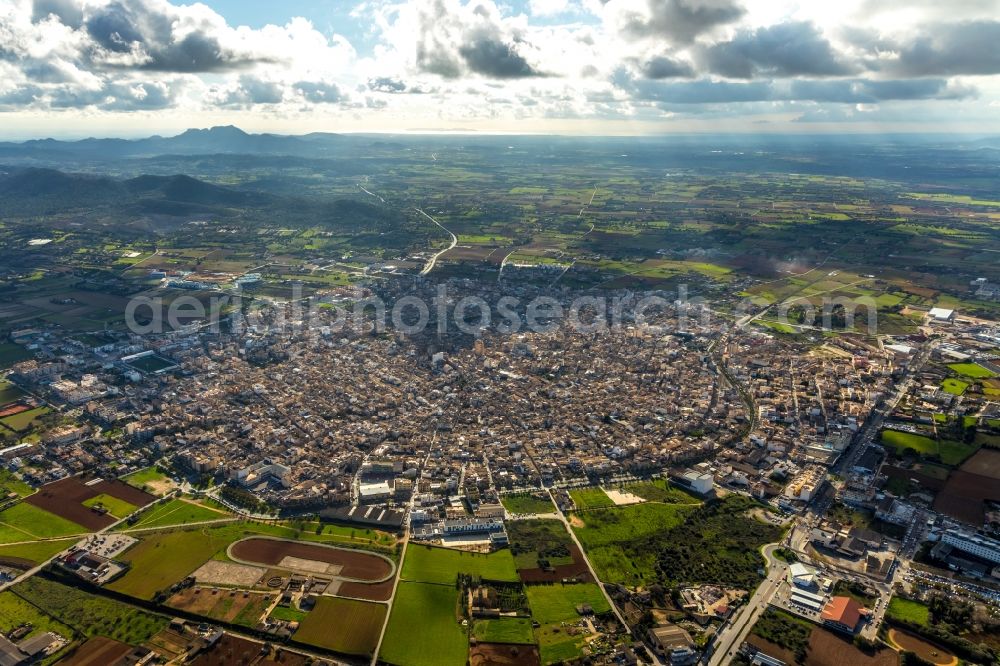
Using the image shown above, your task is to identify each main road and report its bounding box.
[416,207,457,276]
[705,543,787,666]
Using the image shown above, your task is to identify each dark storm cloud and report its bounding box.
[458,38,544,78]
[639,54,695,79]
[621,74,976,104]
[294,81,345,104]
[617,0,746,44]
[624,77,773,103]
[700,22,856,79]
[84,0,273,72]
[871,21,1000,77]
[13,79,180,110]
[412,0,543,79]
[32,0,83,28]
[222,76,284,106]
[790,78,975,103]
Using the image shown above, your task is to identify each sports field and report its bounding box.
[947,363,996,379]
[401,544,518,584]
[380,581,467,666]
[569,487,614,509]
[293,596,386,656]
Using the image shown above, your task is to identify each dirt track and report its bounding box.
[229,537,394,582]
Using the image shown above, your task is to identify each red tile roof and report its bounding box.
[821,596,862,629]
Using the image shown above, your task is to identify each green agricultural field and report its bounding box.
[501,493,554,515]
[0,502,87,542]
[401,544,519,585]
[938,440,980,466]
[0,381,27,405]
[0,406,50,432]
[569,487,614,509]
[293,597,386,657]
[525,583,610,624]
[886,597,931,626]
[621,479,701,504]
[947,363,996,379]
[107,526,242,599]
[122,466,171,493]
[380,581,467,666]
[0,537,78,564]
[126,497,230,529]
[83,493,138,519]
[527,583,610,665]
[941,378,969,395]
[268,605,308,623]
[471,618,535,644]
[880,430,938,457]
[573,502,692,547]
[0,343,32,369]
[0,469,33,498]
[507,519,576,570]
[572,502,695,585]
[13,576,168,645]
[0,589,75,642]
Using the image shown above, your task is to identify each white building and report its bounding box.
[941,530,1000,565]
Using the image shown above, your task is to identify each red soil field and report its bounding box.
[934,449,1000,525]
[516,543,593,584]
[470,642,541,666]
[24,475,156,530]
[229,537,393,582]
[0,403,29,418]
[59,636,133,666]
[337,578,394,602]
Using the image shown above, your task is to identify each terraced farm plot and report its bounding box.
[401,544,519,585]
[380,581,467,666]
[0,502,87,542]
[293,596,386,657]
[568,487,614,509]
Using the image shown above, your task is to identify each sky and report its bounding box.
[2,0,1000,138]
